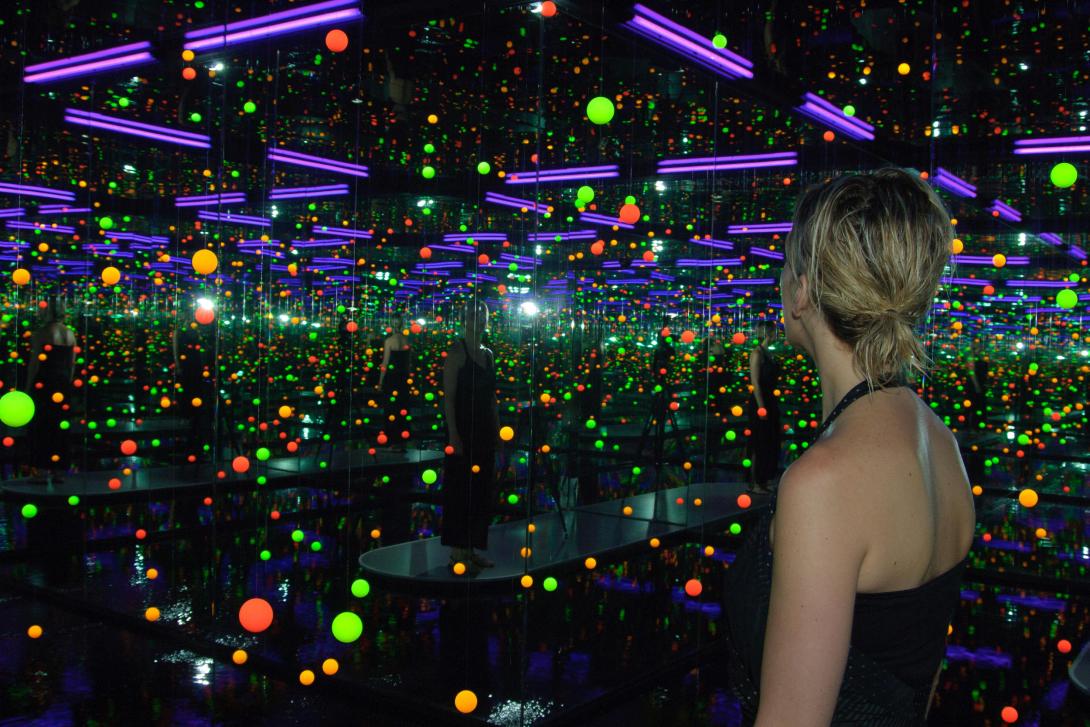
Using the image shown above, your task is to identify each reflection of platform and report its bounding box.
[0,448,443,500]
[1073,640,1090,701]
[358,481,765,592]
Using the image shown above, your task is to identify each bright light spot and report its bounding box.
[654,180,666,191]
[196,298,214,310]
[519,300,540,316]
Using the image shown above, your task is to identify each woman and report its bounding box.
[379,315,412,451]
[725,168,976,725]
[748,321,780,492]
[441,300,499,570]
[26,297,77,483]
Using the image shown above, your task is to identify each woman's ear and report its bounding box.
[791,273,811,318]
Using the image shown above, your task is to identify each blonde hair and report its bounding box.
[785,168,952,388]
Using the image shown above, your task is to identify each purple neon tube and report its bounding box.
[659,151,795,166]
[933,174,976,194]
[509,164,618,178]
[186,0,357,39]
[796,102,875,140]
[268,150,369,177]
[198,211,271,227]
[1013,145,1090,155]
[632,5,752,70]
[801,93,874,133]
[65,109,209,142]
[628,8,752,79]
[506,172,619,184]
[0,208,25,218]
[0,183,76,201]
[691,238,735,250]
[657,159,797,173]
[25,41,151,73]
[25,51,155,84]
[312,225,371,239]
[185,7,362,51]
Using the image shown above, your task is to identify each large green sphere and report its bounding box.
[422,468,438,485]
[586,96,615,125]
[331,611,363,643]
[576,185,595,203]
[351,578,371,598]
[422,165,436,179]
[1056,288,1078,309]
[0,391,35,427]
[476,161,491,175]
[1051,162,1077,188]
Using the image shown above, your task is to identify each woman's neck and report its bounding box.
[810,337,867,422]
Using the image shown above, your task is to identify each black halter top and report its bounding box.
[724,379,968,725]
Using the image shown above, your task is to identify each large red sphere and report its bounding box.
[239,598,274,633]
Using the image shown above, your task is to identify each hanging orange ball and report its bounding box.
[731,332,746,345]
[684,579,703,597]
[182,67,197,81]
[239,597,274,633]
[195,307,215,325]
[325,28,349,53]
[420,246,432,259]
[618,203,640,225]
[232,456,250,473]
[120,439,137,456]
[540,1,557,17]
[590,240,605,255]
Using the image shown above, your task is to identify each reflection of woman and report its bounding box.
[748,321,780,492]
[724,169,976,724]
[379,316,412,451]
[174,318,214,466]
[27,297,77,484]
[441,301,499,570]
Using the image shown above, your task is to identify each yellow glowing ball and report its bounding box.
[499,426,515,441]
[192,249,219,275]
[527,523,536,533]
[897,62,911,75]
[1018,488,1039,508]
[453,561,467,575]
[520,546,532,558]
[426,114,438,124]
[992,253,1006,268]
[278,405,292,418]
[12,268,30,286]
[232,649,248,665]
[27,624,42,639]
[703,545,715,556]
[299,669,315,686]
[145,607,161,621]
[520,574,534,588]
[951,238,964,255]
[584,557,597,569]
[182,49,195,62]
[160,396,171,409]
[146,568,158,580]
[972,485,983,496]
[101,266,121,286]
[622,505,633,516]
[370,528,381,539]
[322,658,339,676]
[730,405,743,417]
[649,537,660,548]
[1035,527,1047,539]
[454,689,478,714]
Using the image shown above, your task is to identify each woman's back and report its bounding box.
[784,387,974,596]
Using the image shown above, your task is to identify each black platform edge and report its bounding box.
[0,574,488,727]
[357,498,768,597]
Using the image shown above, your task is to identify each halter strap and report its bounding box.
[813,379,899,442]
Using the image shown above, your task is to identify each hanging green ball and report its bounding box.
[331,611,363,643]
[422,469,438,484]
[0,391,35,427]
[68,495,80,506]
[351,579,371,598]
[21,503,38,519]
[99,216,114,230]
[577,185,594,203]
[543,577,558,592]
[243,101,257,114]
[422,165,436,179]
[256,447,271,461]
[259,549,271,560]
[477,161,491,175]
[1056,288,1078,309]
[586,96,615,125]
[712,33,727,48]
[1051,162,1077,188]
[291,529,305,542]
[423,142,435,153]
